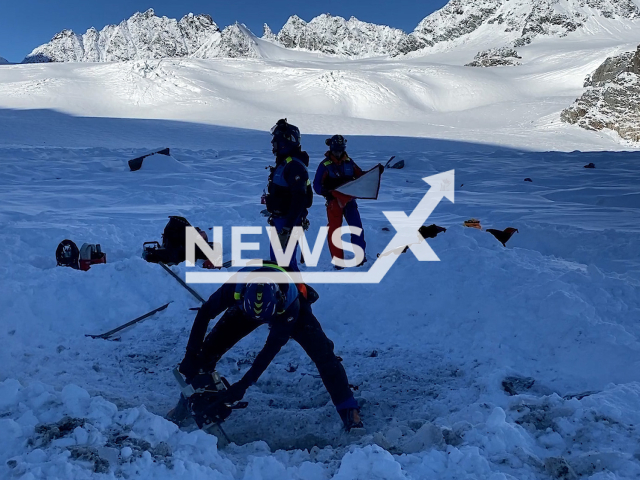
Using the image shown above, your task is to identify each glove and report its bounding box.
[323,190,334,201]
[178,351,202,381]
[222,381,248,403]
[277,227,292,249]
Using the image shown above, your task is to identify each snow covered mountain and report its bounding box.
[266,0,640,56]
[22,9,256,63]
[561,44,640,142]
[0,57,9,65]
[270,14,407,57]
[402,0,640,53]
[23,0,640,63]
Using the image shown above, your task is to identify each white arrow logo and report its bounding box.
[186,170,455,285]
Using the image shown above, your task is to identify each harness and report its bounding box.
[323,156,355,180]
[272,157,312,188]
[266,156,313,216]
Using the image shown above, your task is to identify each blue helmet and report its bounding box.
[241,281,281,322]
[325,135,347,153]
[271,119,301,156]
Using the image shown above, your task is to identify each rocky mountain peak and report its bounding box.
[273,13,407,57]
[561,44,640,142]
[262,24,277,42]
[408,0,640,52]
[23,9,221,63]
[20,1,640,63]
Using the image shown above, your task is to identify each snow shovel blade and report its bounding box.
[86,302,172,340]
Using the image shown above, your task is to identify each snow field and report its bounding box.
[0,124,639,478]
[1,18,640,477]
[1,25,639,152]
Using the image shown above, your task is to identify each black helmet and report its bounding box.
[325,135,347,153]
[271,119,301,156]
[241,281,281,322]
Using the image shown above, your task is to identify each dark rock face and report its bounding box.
[465,47,522,67]
[584,48,639,86]
[561,45,640,143]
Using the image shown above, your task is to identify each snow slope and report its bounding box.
[2,31,640,150]
[1,16,640,480]
[1,112,640,479]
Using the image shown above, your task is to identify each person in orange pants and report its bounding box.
[312,135,367,267]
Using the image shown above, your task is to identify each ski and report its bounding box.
[86,302,171,339]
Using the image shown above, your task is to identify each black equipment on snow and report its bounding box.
[56,240,80,269]
[128,147,171,171]
[142,216,219,266]
[383,156,396,169]
[86,302,171,340]
[170,368,247,446]
[384,156,404,169]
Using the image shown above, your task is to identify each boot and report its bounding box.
[339,408,363,432]
[166,395,191,426]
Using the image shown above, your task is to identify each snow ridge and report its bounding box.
[24,9,221,63]
[23,1,640,62]
[403,0,640,53]
[274,14,407,57]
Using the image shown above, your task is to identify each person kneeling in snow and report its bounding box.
[177,263,363,431]
[313,135,367,268]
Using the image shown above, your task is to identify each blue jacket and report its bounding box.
[313,152,363,198]
[267,151,313,228]
[185,265,301,385]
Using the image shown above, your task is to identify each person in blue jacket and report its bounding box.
[313,135,366,267]
[265,119,313,270]
[176,263,363,431]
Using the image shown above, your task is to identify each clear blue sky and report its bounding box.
[0,0,448,62]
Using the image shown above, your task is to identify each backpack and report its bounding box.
[56,240,80,269]
[143,216,216,265]
[266,158,313,216]
[163,216,191,251]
